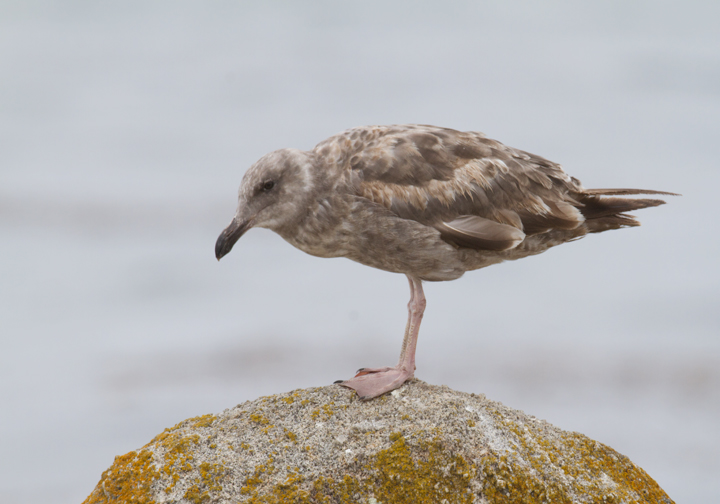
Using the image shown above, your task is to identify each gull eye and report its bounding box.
[262,180,275,192]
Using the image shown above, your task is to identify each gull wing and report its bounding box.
[435,215,526,251]
[315,124,672,251]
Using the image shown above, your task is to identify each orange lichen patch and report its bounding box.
[190,414,217,428]
[229,426,672,504]
[82,449,158,504]
[239,457,347,503]
[249,413,270,425]
[231,432,475,504]
[481,411,673,504]
[84,427,226,504]
[183,462,226,504]
[310,402,337,421]
[370,432,475,504]
[244,470,314,504]
[183,484,207,503]
[141,413,213,449]
[161,433,201,493]
[481,451,571,504]
[240,457,276,497]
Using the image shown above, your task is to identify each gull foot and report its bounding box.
[337,366,413,400]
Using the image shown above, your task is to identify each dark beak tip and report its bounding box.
[215,233,231,261]
[215,218,251,261]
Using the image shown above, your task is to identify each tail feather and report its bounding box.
[576,188,678,233]
[585,213,640,233]
[579,196,668,220]
[581,188,679,197]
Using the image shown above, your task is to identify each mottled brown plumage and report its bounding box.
[215,124,676,399]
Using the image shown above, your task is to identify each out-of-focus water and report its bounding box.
[1,1,718,502]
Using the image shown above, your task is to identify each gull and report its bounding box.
[215,124,674,399]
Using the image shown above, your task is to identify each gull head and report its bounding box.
[215,148,315,260]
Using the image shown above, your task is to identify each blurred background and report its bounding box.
[1,1,718,502]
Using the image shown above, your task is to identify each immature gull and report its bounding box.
[215,124,675,399]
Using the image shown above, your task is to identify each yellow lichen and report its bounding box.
[183,484,208,504]
[240,457,276,496]
[84,427,225,504]
[371,432,475,504]
[161,433,200,493]
[82,449,158,504]
[190,414,217,428]
[226,432,475,504]
[481,451,569,504]
[85,390,673,504]
[249,413,270,425]
[481,410,673,504]
[311,402,337,421]
[184,461,225,503]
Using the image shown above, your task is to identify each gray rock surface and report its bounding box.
[84,380,673,503]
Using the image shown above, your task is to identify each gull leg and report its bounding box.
[338,275,426,400]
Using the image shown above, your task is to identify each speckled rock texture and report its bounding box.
[84,379,673,504]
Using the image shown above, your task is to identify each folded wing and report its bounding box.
[319,124,673,252]
[435,215,526,251]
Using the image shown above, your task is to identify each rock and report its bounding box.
[83,380,673,504]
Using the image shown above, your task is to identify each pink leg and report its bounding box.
[337,275,426,400]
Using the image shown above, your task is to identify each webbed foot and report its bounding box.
[336,366,413,400]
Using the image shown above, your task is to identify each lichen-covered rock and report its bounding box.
[83,380,673,504]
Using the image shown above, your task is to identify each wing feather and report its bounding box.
[315,125,669,251]
[435,216,526,251]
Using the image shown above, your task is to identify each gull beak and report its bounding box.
[215,217,254,260]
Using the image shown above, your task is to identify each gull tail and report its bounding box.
[577,188,679,233]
